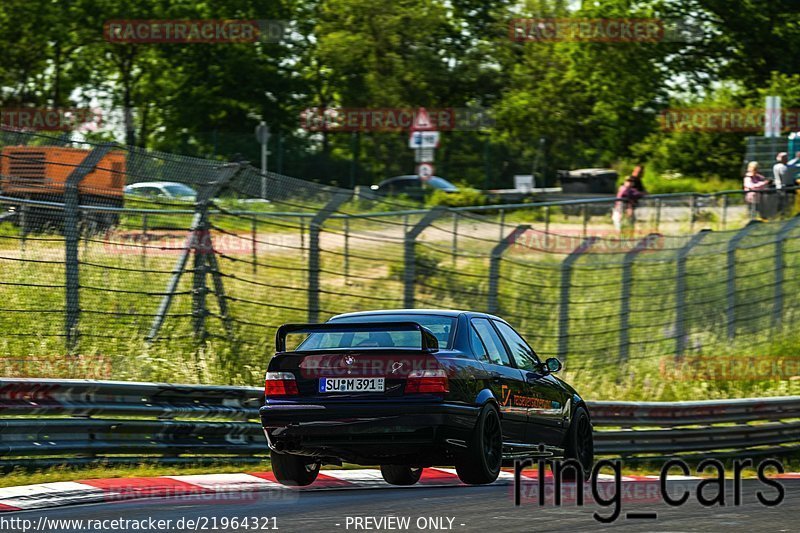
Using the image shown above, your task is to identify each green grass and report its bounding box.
[1,210,799,400]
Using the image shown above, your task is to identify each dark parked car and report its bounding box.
[370,175,459,199]
[260,309,593,486]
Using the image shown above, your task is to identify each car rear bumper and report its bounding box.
[260,401,480,463]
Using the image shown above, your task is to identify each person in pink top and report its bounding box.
[613,177,646,232]
[743,161,772,219]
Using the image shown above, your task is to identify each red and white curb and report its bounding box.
[0,469,796,513]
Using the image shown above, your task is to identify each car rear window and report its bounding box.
[317,314,456,349]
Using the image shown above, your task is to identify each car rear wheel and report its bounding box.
[270,451,320,486]
[380,465,423,486]
[455,405,502,485]
[563,405,593,480]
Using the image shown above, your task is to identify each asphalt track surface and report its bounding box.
[6,479,798,533]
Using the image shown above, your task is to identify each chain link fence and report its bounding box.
[1,129,799,389]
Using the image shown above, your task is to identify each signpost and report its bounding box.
[255,121,270,198]
[416,162,435,181]
[410,108,438,179]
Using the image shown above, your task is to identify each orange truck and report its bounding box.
[0,146,126,231]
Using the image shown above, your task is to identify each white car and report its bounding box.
[124,181,197,201]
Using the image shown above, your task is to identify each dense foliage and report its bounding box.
[1,0,798,187]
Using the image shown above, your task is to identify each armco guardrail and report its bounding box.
[0,379,798,468]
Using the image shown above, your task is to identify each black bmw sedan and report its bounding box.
[260,309,593,486]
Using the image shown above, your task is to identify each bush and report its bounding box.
[425,187,487,208]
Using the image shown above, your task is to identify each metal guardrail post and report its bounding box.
[64,144,113,351]
[404,207,445,309]
[726,220,762,339]
[675,230,712,358]
[498,208,506,240]
[488,225,530,314]
[619,233,661,363]
[147,163,243,343]
[307,192,352,323]
[557,237,598,361]
[773,216,800,328]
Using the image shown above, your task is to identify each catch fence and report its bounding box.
[1,130,799,386]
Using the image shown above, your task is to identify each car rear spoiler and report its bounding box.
[275,321,439,353]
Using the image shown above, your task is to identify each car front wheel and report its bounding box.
[564,405,593,480]
[455,405,502,485]
[270,451,320,486]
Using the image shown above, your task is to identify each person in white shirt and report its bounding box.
[773,152,789,215]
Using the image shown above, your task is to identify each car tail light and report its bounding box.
[405,369,449,394]
[264,372,299,397]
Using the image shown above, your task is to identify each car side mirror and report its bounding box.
[544,357,562,373]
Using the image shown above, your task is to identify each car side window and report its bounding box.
[469,325,487,360]
[471,318,512,367]
[493,320,540,371]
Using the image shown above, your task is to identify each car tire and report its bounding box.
[563,405,593,481]
[380,465,423,486]
[455,404,502,485]
[270,451,320,486]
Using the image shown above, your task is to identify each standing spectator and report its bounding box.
[613,177,645,232]
[630,164,647,193]
[743,161,771,219]
[773,152,789,215]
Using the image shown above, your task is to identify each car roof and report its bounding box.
[378,175,444,184]
[126,181,189,188]
[328,308,504,321]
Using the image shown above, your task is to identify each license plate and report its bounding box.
[319,377,385,393]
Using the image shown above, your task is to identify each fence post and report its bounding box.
[307,192,352,323]
[251,216,257,274]
[618,233,662,363]
[654,198,661,232]
[721,194,728,230]
[191,208,210,342]
[147,163,243,342]
[498,208,506,240]
[581,204,588,238]
[544,206,550,249]
[142,213,148,268]
[64,144,113,351]
[726,220,762,339]
[343,216,350,283]
[773,215,800,328]
[488,225,530,314]
[675,229,712,358]
[451,212,459,267]
[404,207,445,309]
[558,237,598,362]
